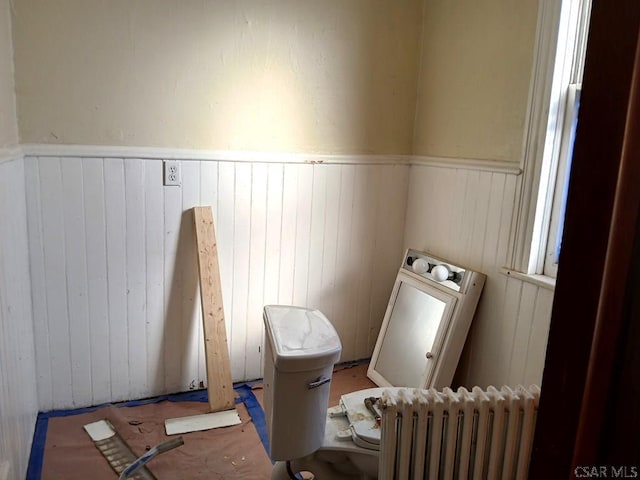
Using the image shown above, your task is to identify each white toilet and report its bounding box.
[263,305,397,480]
[272,386,408,480]
[262,250,486,479]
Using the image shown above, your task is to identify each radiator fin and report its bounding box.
[379,385,540,480]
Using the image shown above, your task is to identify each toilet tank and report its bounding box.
[263,305,342,461]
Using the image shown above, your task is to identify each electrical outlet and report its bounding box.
[163,160,181,186]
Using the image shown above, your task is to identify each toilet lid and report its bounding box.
[339,388,387,450]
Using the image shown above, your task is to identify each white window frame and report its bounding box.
[542,82,581,276]
[508,0,590,281]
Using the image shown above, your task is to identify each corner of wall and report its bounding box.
[0,152,38,480]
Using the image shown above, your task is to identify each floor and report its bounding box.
[35,362,375,479]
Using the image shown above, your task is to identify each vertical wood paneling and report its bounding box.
[83,158,111,405]
[430,169,457,256]
[292,165,313,307]
[246,163,268,380]
[475,173,522,388]
[458,172,508,386]
[405,164,554,389]
[369,165,410,350]
[497,175,519,266]
[445,170,470,260]
[8,152,554,439]
[467,172,493,267]
[524,287,554,386]
[277,165,298,306]
[354,166,378,359]
[261,164,285,376]
[453,171,499,386]
[25,155,409,407]
[307,166,328,309]
[24,157,52,408]
[23,155,552,406]
[231,163,251,381]
[61,157,92,407]
[346,167,368,360]
[508,282,539,383]
[458,170,480,266]
[125,159,148,399]
[145,160,165,394]
[216,162,235,353]
[479,174,507,272]
[1,154,559,433]
[104,159,129,401]
[0,157,38,480]
[39,158,73,407]
[319,166,341,322]
[179,161,201,390]
[405,166,458,258]
[333,165,356,361]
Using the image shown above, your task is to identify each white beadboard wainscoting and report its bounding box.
[24,154,409,410]
[17,148,556,414]
[0,154,39,480]
[404,163,554,389]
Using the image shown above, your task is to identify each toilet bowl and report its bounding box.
[263,250,487,479]
[270,387,402,480]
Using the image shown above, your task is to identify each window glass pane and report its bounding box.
[553,89,581,263]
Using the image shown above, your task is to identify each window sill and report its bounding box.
[499,267,556,291]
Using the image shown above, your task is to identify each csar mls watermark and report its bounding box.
[574,466,638,478]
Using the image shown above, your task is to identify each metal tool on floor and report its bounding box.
[83,419,184,480]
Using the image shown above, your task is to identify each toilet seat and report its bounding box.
[323,387,404,452]
[340,388,384,449]
[271,388,406,480]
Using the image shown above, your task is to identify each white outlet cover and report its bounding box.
[164,160,181,186]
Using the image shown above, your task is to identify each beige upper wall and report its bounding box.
[12,0,422,154]
[0,0,18,147]
[413,0,539,162]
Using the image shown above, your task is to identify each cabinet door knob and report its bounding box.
[426,352,434,359]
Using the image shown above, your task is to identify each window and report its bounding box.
[539,0,591,277]
[508,0,591,281]
[543,83,580,276]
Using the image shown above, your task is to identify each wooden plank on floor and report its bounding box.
[193,206,235,412]
[165,410,241,435]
